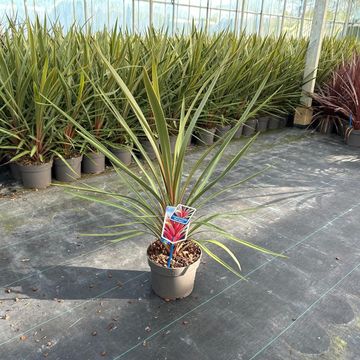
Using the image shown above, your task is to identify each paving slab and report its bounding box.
[0,128,360,360]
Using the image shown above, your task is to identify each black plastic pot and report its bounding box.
[19,160,53,189]
[346,129,360,147]
[198,128,216,145]
[82,152,105,174]
[242,119,257,137]
[279,117,287,128]
[268,117,280,130]
[9,162,22,181]
[110,147,132,166]
[54,155,82,182]
[148,247,202,300]
[216,125,231,139]
[256,117,269,132]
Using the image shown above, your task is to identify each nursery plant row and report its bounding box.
[0,18,358,189]
[7,114,287,188]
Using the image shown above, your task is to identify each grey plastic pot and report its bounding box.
[242,119,257,137]
[233,124,244,139]
[148,248,202,300]
[346,129,360,147]
[268,117,280,130]
[110,147,132,166]
[257,117,269,132]
[54,155,82,182]
[279,117,287,128]
[9,162,22,181]
[19,160,53,189]
[141,140,157,160]
[82,152,105,174]
[216,125,231,139]
[198,127,216,145]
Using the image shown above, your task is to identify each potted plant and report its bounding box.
[256,115,270,132]
[268,116,281,130]
[232,119,244,139]
[53,122,84,182]
[53,55,89,182]
[105,116,134,166]
[313,55,360,147]
[0,22,61,188]
[242,118,257,137]
[196,114,218,145]
[107,131,133,166]
[49,50,280,300]
[105,31,146,165]
[0,124,22,181]
[79,38,113,174]
[216,115,231,138]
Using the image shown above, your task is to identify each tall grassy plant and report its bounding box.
[47,44,283,277]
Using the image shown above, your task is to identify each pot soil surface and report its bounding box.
[147,240,201,268]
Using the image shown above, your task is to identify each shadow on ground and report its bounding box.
[1,267,149,301]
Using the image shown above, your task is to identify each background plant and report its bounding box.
[313,54,360,132]
[0,18,358,164]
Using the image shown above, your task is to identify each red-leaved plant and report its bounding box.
[313,54,360,131]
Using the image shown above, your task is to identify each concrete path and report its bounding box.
[0,128,359,360]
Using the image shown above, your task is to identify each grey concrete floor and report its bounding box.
[0,128,360,360]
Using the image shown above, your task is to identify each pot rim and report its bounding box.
[18,159,53,168]
[54,154,83,162]
[84,152,105,158]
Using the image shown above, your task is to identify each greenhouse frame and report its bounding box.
[2,0,360,37]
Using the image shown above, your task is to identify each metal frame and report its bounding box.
[149,0,153,27]
[234,0,240,34]
[341,0,353,37]
[258,0,265,35]
[299,0,307,37]
[330,0,340,36]
[6,0,360,37]
[132,0,135,32]
[280,0,287,36]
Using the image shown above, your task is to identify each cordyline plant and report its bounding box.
[100,28,147,148]
[0,19,62,163]
[46,44,283,277]
[54,26,90,159]
[312,54,360,133]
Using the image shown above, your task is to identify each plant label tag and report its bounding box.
[161,205,193,244]
[161,206,176,244]
[170,204,196,225]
